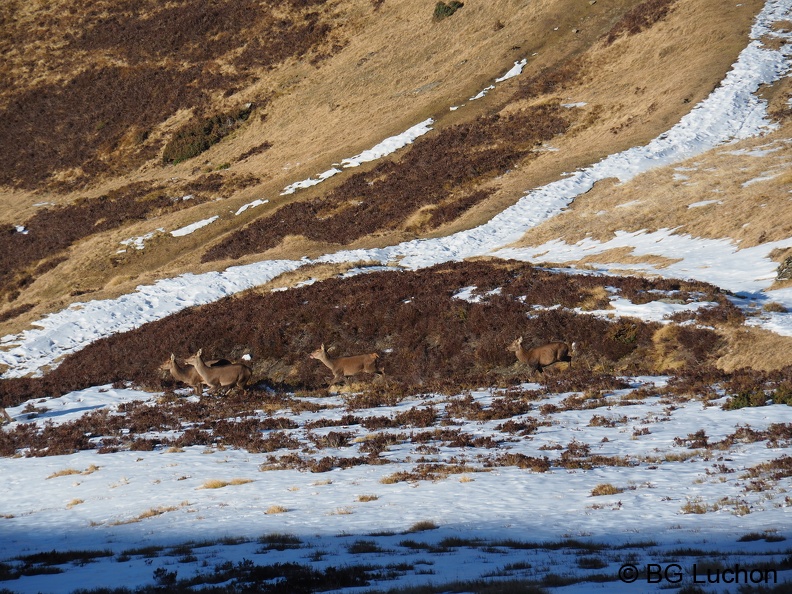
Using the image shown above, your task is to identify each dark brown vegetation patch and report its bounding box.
[0,64,223,189]
[603,0,678,46]
[0,0,337,188]
[202,105,571,261]
[0,260,734,406]
[0,182,207,303]
[162,104,256,165]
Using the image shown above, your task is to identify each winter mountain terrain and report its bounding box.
[1,0,792,592]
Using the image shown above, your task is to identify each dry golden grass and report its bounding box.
[406,520,438,533]
[356,494,379,502]
[109,501,190,525]
[46,464,100,479]
[716,326,792,372]
[66,499,84,509]
[199,478,254,490]
[0,0,762,334]
[265,505,289,515]
[47,468,81,479]
[590,483,623,497]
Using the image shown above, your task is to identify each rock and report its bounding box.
[776,256,792,280]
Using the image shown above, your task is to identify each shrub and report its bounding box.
[433,1,464,21]
[162,104,254,164]
[722,391,768,411]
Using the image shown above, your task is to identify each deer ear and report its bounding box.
[170,353,175,361]
[196,348,202,356]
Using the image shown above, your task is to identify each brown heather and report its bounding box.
[0,260,757,410]
[603,0,678,46]
[0,0,337,189]
[202,105,571,261]
[1,259,775,458]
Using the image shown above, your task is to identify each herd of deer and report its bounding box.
[0,339,575,423]
[156,338,576,397]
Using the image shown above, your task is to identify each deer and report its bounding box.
[1,407,11,424]
[507,337,575,375]
[309,343,384,385]
[185,349,252,395]
[159,353,232,396]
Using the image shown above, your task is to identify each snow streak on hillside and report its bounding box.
[1,0,792,378]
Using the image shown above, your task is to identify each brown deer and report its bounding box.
[310,343,384,385]
[1,407,11,424]
[184,349,252,395]
[159,354,232,396]
[507,337,574,374]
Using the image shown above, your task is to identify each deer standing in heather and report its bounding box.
[159,353,231,396]
[507,337,575,374]
[185,349,252,395]
[310,343,384,385]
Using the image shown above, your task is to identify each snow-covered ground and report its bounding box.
[2,2,792,592]
[1,379,791,593]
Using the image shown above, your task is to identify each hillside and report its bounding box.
[0,0,779,336]
[2,0,792,592]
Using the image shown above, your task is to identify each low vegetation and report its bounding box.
[202,105,571,261]
[0,260,741,406]
[0,0,338,189]
[433,1,464,21]
[162,104,257,165]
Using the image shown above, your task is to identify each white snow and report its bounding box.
[1,381,791,593]
[688,199,721,208]
[280,118,434,195]
[340,118,434,168]
[234,199,269,216]
[170,216,219,237]
[495,58,528,82]
[280,167,342,195]
[119,229,164,251]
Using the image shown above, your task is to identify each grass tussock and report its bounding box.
[590,483,623,497]
[199,478,254,490]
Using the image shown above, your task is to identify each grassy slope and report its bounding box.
[0,0,788,372]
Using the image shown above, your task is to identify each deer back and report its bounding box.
[529,341,570,366]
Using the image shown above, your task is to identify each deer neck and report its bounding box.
[166,358,188,381]
[315,351,336,371]
[191,355,211,375]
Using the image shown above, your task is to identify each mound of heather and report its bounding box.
[0,261,740,404]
